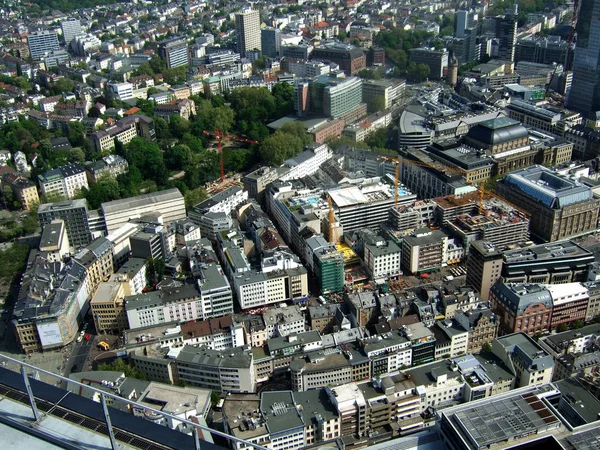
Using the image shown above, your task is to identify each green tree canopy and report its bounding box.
[259,131,303,166]
[228,87,276,123]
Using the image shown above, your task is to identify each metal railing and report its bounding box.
[0,352,268,450]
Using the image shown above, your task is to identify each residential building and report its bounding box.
[100,188,186,234]
[539,323,600,357]
[73,237,114,293]
[39,219,70,262]
[434,320,470,359]
[158,37,190,69]
[115,257,147,295]
[38,199,91,247]
[27,31,59,60]
[223,389,340,450]
[2,175,39,210]
[492,333,554,387]
[496,165,600,242]
[85,154,129,184]
[364,239,402,282]
[279,143,333,181]
[38,163,88,200]
[188,186,248,224]
[566,0,600,117]
[88,115,155,153]
[262,304,305,339]
[454,306,499,354]
[180,317,244,351]
[235,9,261,58]
[242,166,279,204]
[154,99,195,121]
[60,18,82,45]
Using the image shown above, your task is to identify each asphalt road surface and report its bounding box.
[61,336,93,388]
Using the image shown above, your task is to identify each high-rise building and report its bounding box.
[235,9,261,58]
[27,31,59,60]
[261,27,281,58]
[466,240,504,301]
[455,10,469,38]
[158,37,190,68]
[496,14,518,62]
[567,0,600,117]
[409,48,449,79]
[60,18,82,45]
[38,199,91,247]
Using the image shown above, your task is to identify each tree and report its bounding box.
[164,144,193,171]
[154,117,171,140]
[145,257,156,285]
[358,68,381,80]
[278,121,312,146]
[97,359,147,380]
[571,320,584,329]
[2,185,15,209]
[184,187,208,209]
[52,77,74,95]
[259,132,303,166]
[70,147,86,163]
[68,122,86,147]
[21,204,40,234]
[88,106,101,118]
[481,343,492,353]
[556,323,569,333]
[365,129,388,149]
[155,258,166,282]
[123,137,169,187]
[368,95,386,113]
[228,87,276,123]
[168,115,190,139]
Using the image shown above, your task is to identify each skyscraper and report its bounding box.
[60,18,82,45]
[455,10,469,38]
[158,37,190,68]
[261,27,281,58]
[567,0,600,117]
[27,31,60,60]
[235,9,261,57]
[496,13,518,62]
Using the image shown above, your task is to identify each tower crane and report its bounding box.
[203,128,260,182]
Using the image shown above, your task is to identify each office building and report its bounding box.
[261,27,281,58]
[243,166,280,204]
[364,239,402,282]
[175,345,255,393]
[90,275,130,334]
[501,240,594,284]
[158,37,190,69]
[39,220,70,262]
[496,165,600,242]
[100,188,186,234]
[455,10,469,38]
[361,79,405,112]
[38,163,88,200]
[60,18,82,45]
[490,283,553,336]
[235,9,261,58]
[466,240,504,301]
[496,14,518,62]
[294,73,364,121]
[38,199,91,247]
[567,0,600,117]
[515,37,571,65]
[89,115,155,153]
[401,228,446,275]
[409,48,449,79]
[311,43,366,75]
[27,31,59,60]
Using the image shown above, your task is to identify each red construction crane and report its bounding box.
[202,128,260,181]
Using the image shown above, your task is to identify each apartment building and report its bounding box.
[492,333,554,387]
[85,154,129,184]
[179,316,244,351]
[364,239,402,282]
[262,304,305,339]
[433,320,470,359]
[188,186,248,225]
[125,273,233,329]
[540,323,600,357]
[361,330,413,375]
[2,174,39,210]
[73,237,114,294]
[88,114,155,153]
[279,143,333,181]
[454,306,499,354]
[291,352,354,392]
[224,389,340,450]
[38,163,88,200]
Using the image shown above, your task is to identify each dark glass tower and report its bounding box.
[567,0,600,117]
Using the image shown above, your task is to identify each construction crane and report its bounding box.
[378,156,402,205]
[202,128,260,182]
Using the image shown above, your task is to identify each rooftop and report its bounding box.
[101,188,183,215]
[503,165,593,209]
[503,240,593,265]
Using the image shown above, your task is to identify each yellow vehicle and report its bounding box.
[98,341,110,351]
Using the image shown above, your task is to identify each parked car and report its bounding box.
[84,334,91,341]
[76,335,83,343]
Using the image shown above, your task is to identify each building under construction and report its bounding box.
[433,191,530,250]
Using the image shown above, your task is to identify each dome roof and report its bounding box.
[466,117,528,146]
